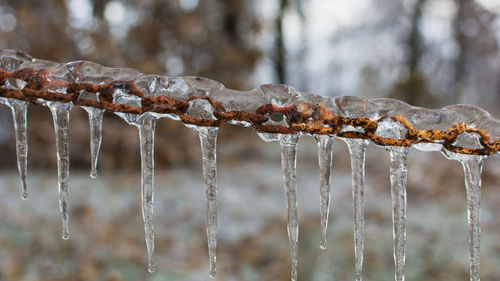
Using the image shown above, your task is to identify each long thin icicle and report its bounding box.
[198,126,219,278]
[9,99,29,199]
[279,134,300,281]
[345,138,369,281]
[389,146,409,281]
[83,107,104,178]
[316,135,333,250]
[138,115,157,273]
[48,102,73,240]
[461,156,485,281]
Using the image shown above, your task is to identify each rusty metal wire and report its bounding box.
[1,65,499,156]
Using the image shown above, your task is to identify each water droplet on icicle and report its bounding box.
[389,146,409,281]
[198,126,219,278]
[279,134,300,281]
[48,102,73,240]
[316,135,333,250]
[83,107,104,178]
[138,115,157,274]
[9,99,29,199]
[345,138,369,281]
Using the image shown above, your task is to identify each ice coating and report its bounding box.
[316,135,334,250]
[47,101,73,240]
[344,138,369,281]
[83,107,104,178]
[1,48,500,150]
[279,134,300,281]
[198,126,219,278]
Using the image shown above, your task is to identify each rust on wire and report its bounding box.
[1,67,499,156]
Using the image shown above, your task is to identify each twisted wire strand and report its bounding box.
[0,56,499,156]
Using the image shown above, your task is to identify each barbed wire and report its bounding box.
[0,66,498,156]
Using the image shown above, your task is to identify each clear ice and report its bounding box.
[4,99,29,199]
[389,146,409,281]
[345,138,369,281]
[137,115,157,273]
[461,156,484,281]
[2,49,500,279]
[48,102,73,240]
[82,107,104,178]
[198,126,219,278]
[442,137,486,281]
[316,135,334,250]
[280,134,300,281]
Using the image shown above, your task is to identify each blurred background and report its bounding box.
[1,0,500,280]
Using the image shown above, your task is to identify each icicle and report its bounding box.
[389,146,409,281]
[48,102,73,240]
[462,156,484,281]
[316,135,334,250]
[198,126,219,278]
[279,134,300,281]
[9,99,29,199]
[82,107,104,178]
[137,115,157,273]
[345,138,369,281]
[442,147,485,281]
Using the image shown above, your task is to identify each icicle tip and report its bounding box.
[148,262,156,273]
[320,239,328,250]
[209,265,216,278]
[90,168,97,179]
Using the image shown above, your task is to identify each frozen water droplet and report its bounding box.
[148,262,156,273]
[8,99,29,199]
[279,134,300,281]
[138,115,157,274]
[442,149,485,281]
[83,107,104,178]
[198,126,219,278]
[316,135,334,250]
[344,138,369,281]
[389,146,409,281]
[48,102,73,240]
